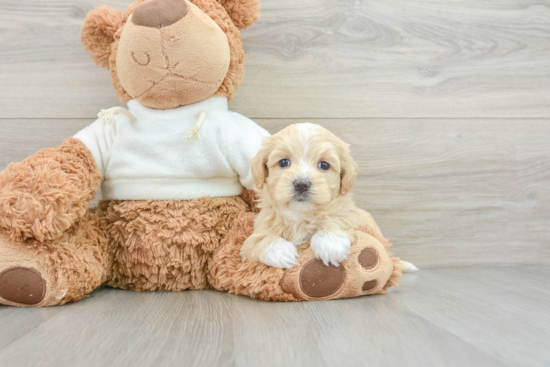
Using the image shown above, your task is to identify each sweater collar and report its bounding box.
[127,96,228,121]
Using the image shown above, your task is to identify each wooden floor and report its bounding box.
[0,266,548,367]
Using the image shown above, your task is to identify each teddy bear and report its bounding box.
[0,0,401,307]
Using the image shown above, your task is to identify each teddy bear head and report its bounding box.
[81,0,259,109]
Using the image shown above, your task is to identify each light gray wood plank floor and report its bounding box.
[0,266,548,367]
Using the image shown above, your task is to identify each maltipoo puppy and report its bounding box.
[240,122,380,269]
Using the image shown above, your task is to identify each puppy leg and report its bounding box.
[311,231,351,267]
[262,237,299,269]
[241,234,299,269]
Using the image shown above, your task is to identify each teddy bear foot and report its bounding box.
[209,213,401,302]
[281,230,402,301]
[0,211,111,307]
[0,235,55,307]
[0,267,46,306]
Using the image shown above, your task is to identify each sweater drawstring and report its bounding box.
[98,107,137,125]
[186,111,206,141]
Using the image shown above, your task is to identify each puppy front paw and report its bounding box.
[311,232,351,267]
[261,238,299,269]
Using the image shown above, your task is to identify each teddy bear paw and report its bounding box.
[281,231,397,300]
[0,267,46,306]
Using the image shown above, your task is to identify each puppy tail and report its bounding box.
[398,260,419,273]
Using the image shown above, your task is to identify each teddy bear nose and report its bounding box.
[132,0,188,29]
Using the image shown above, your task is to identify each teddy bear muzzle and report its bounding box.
[132,0,188,29]
[116,0,232,109]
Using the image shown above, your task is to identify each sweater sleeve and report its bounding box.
[73,117,118,176]
[224,112,270,190]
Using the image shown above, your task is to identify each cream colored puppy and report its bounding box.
[240,122,375,269]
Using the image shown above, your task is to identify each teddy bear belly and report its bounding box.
[104,196,250,291]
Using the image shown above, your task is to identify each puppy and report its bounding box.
[240,122,380,269]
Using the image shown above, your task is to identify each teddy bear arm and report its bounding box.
[0,138,103,242]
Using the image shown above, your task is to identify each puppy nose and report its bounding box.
[293,179,311,194]
[132,0,188,28]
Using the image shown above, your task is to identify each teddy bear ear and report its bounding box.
[81,6,123,68]
[218,0,260,30]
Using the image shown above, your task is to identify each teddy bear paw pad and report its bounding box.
[299,259,345,298]
[358,247,378,269]
[361,279,378,292]
[0,267,46,305]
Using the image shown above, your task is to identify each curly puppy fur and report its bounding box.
[241,123,364,268]
[0,138,102,243]
[81,0,258,106]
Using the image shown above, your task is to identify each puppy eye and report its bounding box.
[318,161,330,170]
[279,159,291,168]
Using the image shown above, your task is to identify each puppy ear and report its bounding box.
[251,144,269,190]
[340,145,359,195]
[218,0,260,30]
[81,6,123,68]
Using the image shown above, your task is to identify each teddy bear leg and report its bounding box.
[208,212,297,301]
[0,208,111,307]
[280,227,402,301]
[209,213,402,301]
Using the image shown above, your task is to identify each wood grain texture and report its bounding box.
[0,266,549,367]
[0,0,549,119]
[2,118,548,268]
[0,290,235,367]
[230,292,503,367]
[388,266,550,367]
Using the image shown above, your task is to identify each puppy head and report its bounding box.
[251,123,358,211]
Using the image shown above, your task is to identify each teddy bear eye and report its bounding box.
[131,51,150,66]
[318,161,330,170]
[279,159,290,168]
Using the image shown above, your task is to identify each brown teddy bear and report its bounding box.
[0,0,401,307]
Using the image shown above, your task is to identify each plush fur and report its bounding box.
[0,138,102,243]
[80,6,123,68]
[106,196,249,291]
[218,0,260,29]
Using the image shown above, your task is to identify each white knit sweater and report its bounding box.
[74,97,269,200]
